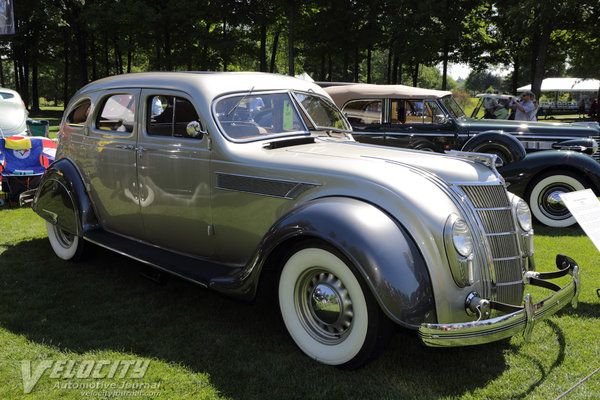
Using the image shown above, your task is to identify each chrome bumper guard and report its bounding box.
[419,254,580,347]
[19,188,37,207]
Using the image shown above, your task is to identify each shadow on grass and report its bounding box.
[0,239,568,399]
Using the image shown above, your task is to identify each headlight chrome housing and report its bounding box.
[510,195,535,268]
[444,214,475,287]
[515,199,533,232]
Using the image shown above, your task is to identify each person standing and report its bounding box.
[509,91,535,121]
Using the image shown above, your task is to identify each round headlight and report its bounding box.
[516,199,532,231]
[452,218,473,257]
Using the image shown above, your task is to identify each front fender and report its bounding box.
[462,131,526,163]
[498,150,600,197]
[32,158,98,234]
[210,197,436,328]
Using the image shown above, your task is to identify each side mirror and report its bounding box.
[186,121,207,138]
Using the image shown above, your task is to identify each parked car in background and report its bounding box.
[324,83,600,227]
[323,84,599,161]
[22,72,580,368]
[0,87,28,136]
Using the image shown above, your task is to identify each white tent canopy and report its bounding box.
[517,77,600,92]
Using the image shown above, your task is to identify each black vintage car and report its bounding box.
[324,83,600,228]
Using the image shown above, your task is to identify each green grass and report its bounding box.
[1,208,599,399]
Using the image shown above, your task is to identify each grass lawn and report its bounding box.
[1,207,599,399]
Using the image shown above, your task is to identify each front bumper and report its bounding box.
[419,254,580,347]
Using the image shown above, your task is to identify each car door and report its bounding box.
[341,99,385,145]
[84,90,144,237]
[135,89,213,257]
[385,99,457,151]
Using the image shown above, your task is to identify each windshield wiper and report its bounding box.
[226,86,255,117]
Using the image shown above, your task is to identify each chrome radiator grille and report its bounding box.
[460,185,524,305]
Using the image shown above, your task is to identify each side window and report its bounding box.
[343,100,381,124]
[405,100,425,123]
[424,101,446,123]
[67,100,91,127]
[96,94,135,132]
[147,95,201,138]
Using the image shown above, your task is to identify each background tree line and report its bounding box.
[0,0,598,111]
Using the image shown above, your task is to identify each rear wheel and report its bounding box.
[527,172,587,227]
[278,244,391,369]
[46,222,90,261]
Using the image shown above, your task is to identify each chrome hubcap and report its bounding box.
[54,226,74,249]
[538,185,572,219]
[295,269,353,344]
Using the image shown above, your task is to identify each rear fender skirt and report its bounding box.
[32,158,98,235]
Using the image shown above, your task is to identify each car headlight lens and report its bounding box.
[516,199,532,231]
[444,214,475,287]
[452,218,473,257]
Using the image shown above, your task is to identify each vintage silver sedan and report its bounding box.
[22,72,580,368]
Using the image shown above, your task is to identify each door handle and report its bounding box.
[115,144,134,150]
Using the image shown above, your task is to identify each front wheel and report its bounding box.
[527,172,587,227]
[278,245,390,369]
[46,222,90,261]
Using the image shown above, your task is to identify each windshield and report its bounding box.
[214,92,306,141]
[441,96,467,121]
[214,91,351,141]
[293,92,351,132]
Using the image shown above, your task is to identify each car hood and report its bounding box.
[278,139,500,186]
[0,101,28,135]
[461,117,599,137]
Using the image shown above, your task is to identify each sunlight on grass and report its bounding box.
[1,208,599,399]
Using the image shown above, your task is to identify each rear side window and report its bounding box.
[0,91,15,99]
[66,100,91,127]
[147,95,201,138]
[96,94,135,132]
[342,100,382,124]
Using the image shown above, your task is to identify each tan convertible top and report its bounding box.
[323,83,452,108]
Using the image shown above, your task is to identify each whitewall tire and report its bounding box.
[46,222,88,261]
[527,173,586,228]
[278,245,389,369]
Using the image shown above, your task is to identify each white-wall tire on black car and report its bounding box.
[278,245,390,369]
[527,172,587,228]
[46,222,88,261]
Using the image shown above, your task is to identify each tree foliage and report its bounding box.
[0,0,597,109]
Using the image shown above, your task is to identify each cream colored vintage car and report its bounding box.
[22,72,580,368]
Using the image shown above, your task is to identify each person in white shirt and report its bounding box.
[509,91,535,121]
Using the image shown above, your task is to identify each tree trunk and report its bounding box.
[0,58,4,87]
[127,36,132,73]
[75,24,88,87]
[353,47,359,82]
[90,38,97,81]
[31,57,39,112]
[320,53,325,81]
[288,1,295,76]
[386,47,392,84]
[63,29,70,107]
[269,28,281,73]
[531,22,551,100]
[392,56,399,84]
[412,62,419,87]
[259,23,267,72]
[441,43,448,90]
[366,45,372,83]
[511,56,520,94]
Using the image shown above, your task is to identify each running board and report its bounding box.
[84,230,242,289]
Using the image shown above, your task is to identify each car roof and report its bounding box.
[73,72,331,103]
[323,83,452,107]
[475,93,514,100]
